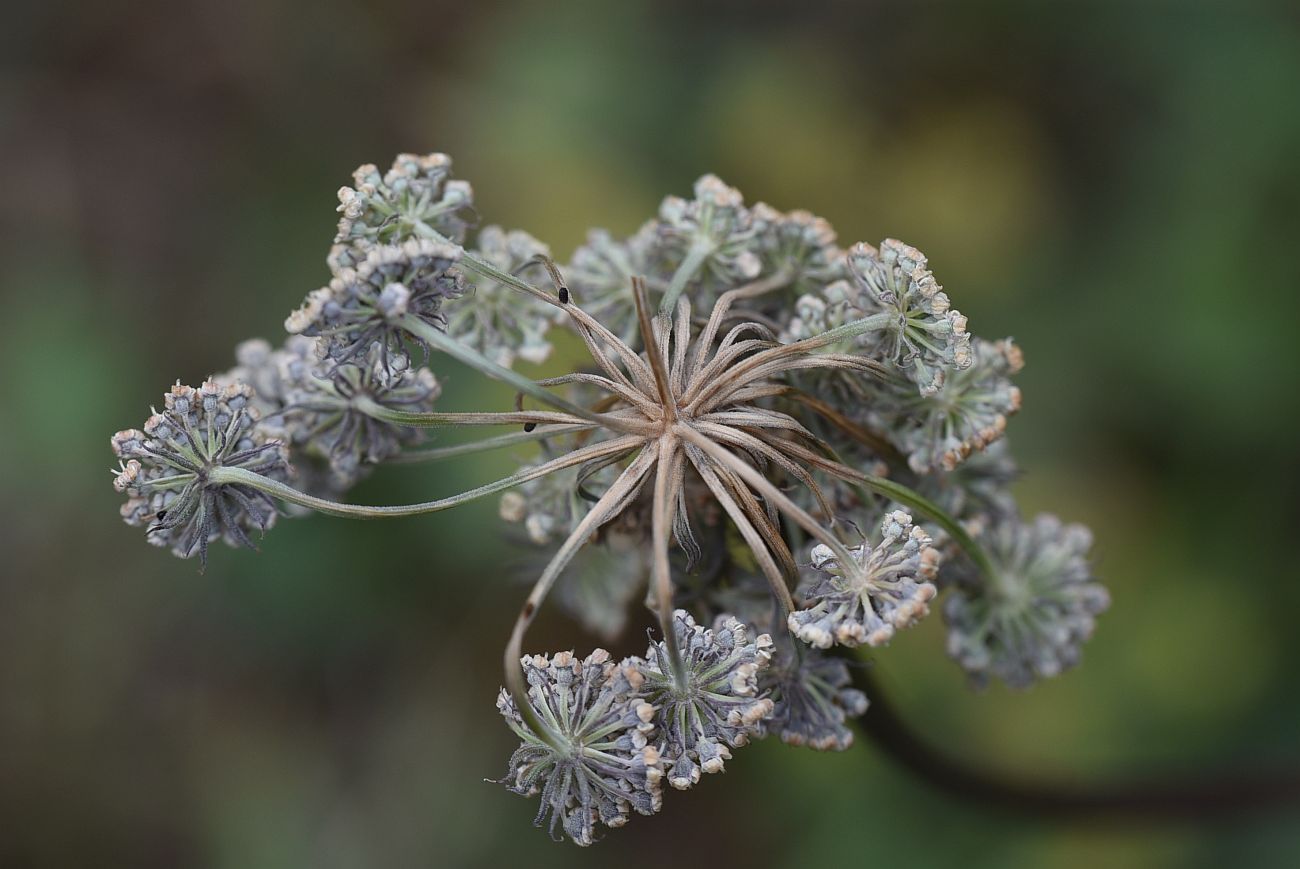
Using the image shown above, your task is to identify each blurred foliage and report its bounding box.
[1,0,1298,865]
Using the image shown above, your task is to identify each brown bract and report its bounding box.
[494,264,901,721]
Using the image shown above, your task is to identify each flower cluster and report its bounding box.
[498,612,773,844]
[330,152,474,271]
[212,336,441,496]
[789,511,940,649]
[944,513,1109,688]
[112,380,289,567]
[448,226,556,367]
[871,337,1023,474]
[845,239,973,395]
[111,152,1108,847]
[564,174,838,340]
[287,237,465,365]
[759,631,868,750]
[497,650,662,845]
[637,611,774,788]
[279,343,440,487]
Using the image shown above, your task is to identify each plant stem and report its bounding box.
[388,424,593,463]
[650,438,689,692]
[208,435,637,519]
[398,316,644,433]
[352,397,592,429]
[659,242,711,315]
[503,446,659,748]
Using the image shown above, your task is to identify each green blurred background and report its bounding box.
[2,0,1298,865]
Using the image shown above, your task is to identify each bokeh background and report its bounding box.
[2,0,1299,866]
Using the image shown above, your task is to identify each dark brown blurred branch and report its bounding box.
[852,667,1300,821]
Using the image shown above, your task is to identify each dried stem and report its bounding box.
[674,424,858,567]
[388,424,593,463]
[208,435,638,519]
[650,437,689,690]
[503,446,658,746]
[354,401,596,429]
[683,444,795,615]
[399,316,644,433]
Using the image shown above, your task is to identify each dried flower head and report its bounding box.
[111,151,1114,848]
[215,337,363,506]
[280,343,440,486]
[637,611,775,789]
[779,282,865,356]
[873,337,1023,473]
[112,380,288,566]
[944,513,1108,688]
[330,152,474,272]
[446,226,557,367]
[653,175,761,300]
[562,227,654,345]
[760,633,869,750]
[497,649,662,846]
[287,238,464,366]
[750,204,844,295]
[846,239,973,395]
[219,338,289,419]
[790,511,940,648]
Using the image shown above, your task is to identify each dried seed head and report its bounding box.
[846,239,973,395]
[790,511,940,649]
[564,175,766,332]
[287,238,464,365]
[655,175,761,299]
[111,380,288,567]
[215,336,366,506]
[749,203,845,295]
[497,649,662,846]
[760,632,869,751]
[446,226,556,367]
[220,339,289,420]
[331,153,474,271]
[635,611,775,788]
[279,342,439,487]
[944,513,1109,688]
[872,337,1023,473]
